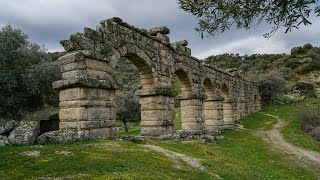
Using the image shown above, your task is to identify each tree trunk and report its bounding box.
[122,119,129,133]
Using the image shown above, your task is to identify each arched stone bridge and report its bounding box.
[53,17,261,138]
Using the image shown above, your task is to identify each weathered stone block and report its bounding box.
[141,126,173,137]
[59,100,108,108]
[99,120,116,128]
[85,58,112,72]
[89,128,115,139]
[87,107,110,120]
[59,88,108,101]
[59,122,79,129]
[62,70,87,79]
[8,121,40,145]
[0,135,9,147]
[61,61,86,73]
[79,121,100,129]
[0,120,18,135]
[86,69,108,79]
[37,129,90,144]
[59,107,87,121]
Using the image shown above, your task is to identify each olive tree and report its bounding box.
[178,0,320,38]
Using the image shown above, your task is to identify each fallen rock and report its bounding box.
[37,129,90,144]
[8,121,40,145]
[119,136,146,143]
[21,151,40,156]
[0,135,9,147]
[309,126,320,141]
[0,120,18,135]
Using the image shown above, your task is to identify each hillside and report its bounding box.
[205,43,320,97]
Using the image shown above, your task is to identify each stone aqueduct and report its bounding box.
[53,17,261,138]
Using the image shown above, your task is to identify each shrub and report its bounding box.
[303,43,313,51]
[297,60,320,74]
[294,108,320,140]
[0,25,62,118]
[258,72,290,105]
[285,58,300,69]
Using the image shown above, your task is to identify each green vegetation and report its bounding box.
[178,1,320,38]
[263,101,320,152]
[0,140,210,179]
[1,102,320,179]
[0,25,62,119]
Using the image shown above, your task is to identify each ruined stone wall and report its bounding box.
[53,17,261,138]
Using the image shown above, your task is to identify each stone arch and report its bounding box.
[113,44,157,91]
[221,83,234,125]
[174,68,193,98]
[173,68,200,131]
[203,78,214,98]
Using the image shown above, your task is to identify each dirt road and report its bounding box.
[257,113,320,177]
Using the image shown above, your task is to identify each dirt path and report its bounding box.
[143,144,205,171]
[257,112,320,177]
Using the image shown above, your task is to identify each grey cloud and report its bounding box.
[0,0,319,59]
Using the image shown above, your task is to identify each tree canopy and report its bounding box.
[0,25,61,118]
[178,0,320,38]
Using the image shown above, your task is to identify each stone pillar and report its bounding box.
[180,98,205,132]
[139,95,175,136]
[59,88,116,138]
[204,99,223,130]
[223,99,234,125]
[53,51,116,139]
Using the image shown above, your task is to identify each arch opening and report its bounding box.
[114,52,157,136]
[174,69,200,131]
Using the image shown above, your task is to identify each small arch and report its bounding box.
[221,84,229,100]
[203,78,214,98]
[123,53,156,90]
[175,69,193,97]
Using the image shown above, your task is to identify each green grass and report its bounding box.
[262,101,320,152]
[1,103,319,179]
[0,140,210,179]
[117,121,141,136]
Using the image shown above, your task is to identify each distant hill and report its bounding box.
[205,43,320,97]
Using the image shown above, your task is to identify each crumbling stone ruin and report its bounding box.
[52,17,261,139]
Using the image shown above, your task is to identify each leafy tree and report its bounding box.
[114,58,141,132]
[258,72,290,104]
[178,0,320,38]
[0,25,61,118]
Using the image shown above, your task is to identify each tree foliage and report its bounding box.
[258,72,290,104]
[178,0,320,38]
[0,25,61,118]
[114,58,141,123]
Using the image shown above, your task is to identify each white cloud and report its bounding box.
[194,36,287,59]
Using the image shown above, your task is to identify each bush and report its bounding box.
[297,60,320,74]
[285,58,300,69]
[0,25,62,118]
[294,82,314,97]
[295,108,320,141]
[258,72,290,105]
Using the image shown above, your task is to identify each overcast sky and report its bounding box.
[1,0,320,59]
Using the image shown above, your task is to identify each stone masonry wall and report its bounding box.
[53,17,261,138]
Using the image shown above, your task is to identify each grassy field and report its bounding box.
[262,100,320,152]
[0,102,319,179]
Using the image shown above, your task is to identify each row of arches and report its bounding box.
[117,51,237,136]
[55,44,260,138]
